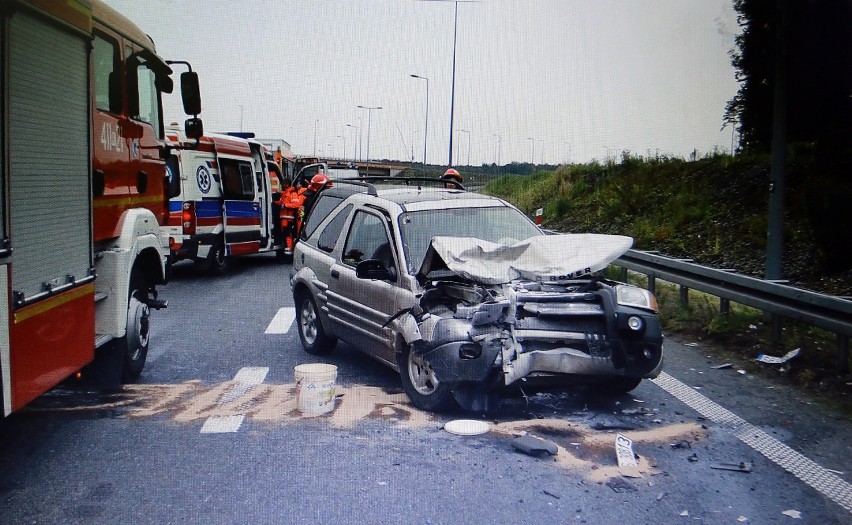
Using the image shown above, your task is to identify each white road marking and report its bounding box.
[652,372,852,514]
[265,307,296,334]
[200,415,244,433]
[200,367,269,434]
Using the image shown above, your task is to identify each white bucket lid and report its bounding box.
[444,419,490,436]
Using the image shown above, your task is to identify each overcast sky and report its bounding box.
[104,0,740,166]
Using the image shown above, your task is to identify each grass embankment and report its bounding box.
[482,154,851,410]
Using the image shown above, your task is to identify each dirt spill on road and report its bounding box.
[491,418,706,481]
[123,382,436,429]
[45,381,704,482]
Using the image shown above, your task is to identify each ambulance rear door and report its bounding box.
[219,154,262,256]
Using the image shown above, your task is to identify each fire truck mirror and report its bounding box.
[180,71,202,115]
[185,117,203,140]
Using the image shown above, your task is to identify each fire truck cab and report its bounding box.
[164,129,289,272]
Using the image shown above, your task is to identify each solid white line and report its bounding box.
[265,307,296,334]
[652,372,852,514]
[200,367,269,434]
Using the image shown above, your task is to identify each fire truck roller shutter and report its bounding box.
[8,9,92,303]
[5,6,94,413]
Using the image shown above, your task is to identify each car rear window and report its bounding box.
[315,204,352,253]
[302,194,345,240]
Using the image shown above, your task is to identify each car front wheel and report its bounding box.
[296,292,336,355]
[590,376,643,396]
[398,344,455,412]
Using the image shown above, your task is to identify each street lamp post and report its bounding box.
[313,119,319,157]
[459,129,470,166]
[410,74,429,173]
[527,137,535,165]
[492,133,501,176]
[346,124,358,163]
[539,139,544,164]
[337,135,345,161]
[357,105,382,174]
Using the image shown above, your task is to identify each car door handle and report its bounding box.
[331,270,340,279]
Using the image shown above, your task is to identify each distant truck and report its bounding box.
[1,0,203,416]
[164,129,290,271]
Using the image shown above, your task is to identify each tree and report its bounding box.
[726,0,852,272]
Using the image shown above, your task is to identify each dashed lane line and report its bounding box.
[200,367,269,434]
[265,307,295,335]
[652,371,852,514]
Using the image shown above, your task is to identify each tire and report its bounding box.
[398,344,455,412]
[208,238,230,275]
[590,376,643,396]
[120,268,150,383]
[296,292,336,355]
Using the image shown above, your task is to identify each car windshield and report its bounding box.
[398,205,543,274]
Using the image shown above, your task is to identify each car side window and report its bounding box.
[303,194,344,240]
[316,204,352,253]
[342,211,396,272]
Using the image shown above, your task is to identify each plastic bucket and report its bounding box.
[294,363,338,416]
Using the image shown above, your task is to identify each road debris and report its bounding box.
[670,440,692,450]
[737,516,748,522]
[656,492,666,501]
[444,419,490,436]
[687,453,699,462]
[543,490,560,499]
[684,342,699,347]
[737,369,747,375]
[606,477,637,493]
[512,435,558,456]
[711,363,733,369]
[711,461,753,473]
[756,348,801,365]
[615,434,642,478]
[680,510,689,517]
[781,509,802,519]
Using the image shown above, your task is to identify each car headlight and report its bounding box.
[615,284,658,311]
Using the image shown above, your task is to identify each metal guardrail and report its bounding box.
[612,249,852,373]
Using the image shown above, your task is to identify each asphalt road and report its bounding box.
[1,254,849,524]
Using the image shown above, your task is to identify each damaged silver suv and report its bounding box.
[290,178,663,411]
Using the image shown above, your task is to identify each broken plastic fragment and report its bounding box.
[756,348,801,365]
[781,509,802,519]
[512,435,559,456]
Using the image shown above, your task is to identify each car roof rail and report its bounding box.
[322,179,378,196]
[346,176,466,191]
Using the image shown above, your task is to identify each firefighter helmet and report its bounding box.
[441,168,462,183]
[308,173,331,192]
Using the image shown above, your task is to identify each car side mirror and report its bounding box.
[356,259,392,281]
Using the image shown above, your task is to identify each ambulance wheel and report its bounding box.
[120,268,150,383]
[209,239,231,275]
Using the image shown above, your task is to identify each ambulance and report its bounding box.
[164,128,289,272]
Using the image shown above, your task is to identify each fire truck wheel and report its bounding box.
[120,269,150,383]
[209,239,231,275]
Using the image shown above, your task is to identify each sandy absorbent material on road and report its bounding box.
[121,381,705,481]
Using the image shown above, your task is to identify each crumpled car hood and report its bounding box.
[417,234,633,285]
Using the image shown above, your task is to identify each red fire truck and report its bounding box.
[1,0,203,416]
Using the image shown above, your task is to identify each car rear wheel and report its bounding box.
[398,344,454,412]
[296,292,336,355]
